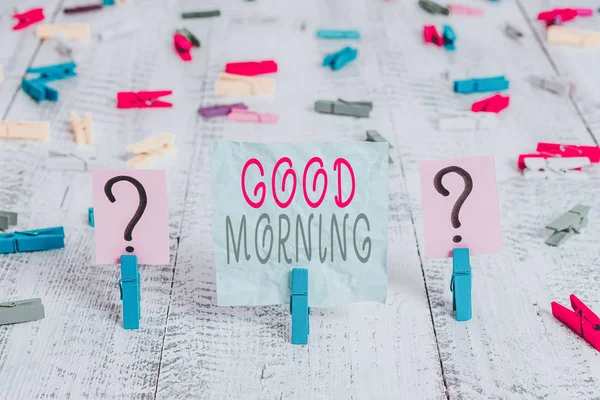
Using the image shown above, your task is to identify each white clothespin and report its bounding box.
[215,73,275,96]
[528,76,575,96]
[71,112,93,145]
[36,24,90,41]
[0,121,50,141]
[126,133,176,169]
[523,157,591,180]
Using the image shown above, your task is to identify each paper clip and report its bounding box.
[119,255,141,329]
[0,226,65,254]
[545,205,590,246]
[181,10,221,19]
[447,4,483,16]
[316,30,360,39]
[36,24,90,41]
[290,268,310,345]
[451,248,471,322]
[547,26,600,47]
[198,103,247,119]
[215,73,275,96]
[12,8,45,31]
[454,76,509,93]
[0,212,17,231]
[419,0,450,15]
[64,4,103,14]
[0,298,45,326]
[71,111,93,145]
[366,130,393,163]
[88,207,94,227]
[471,94,510,113]
[176,28,200,47]
[126,133,176,169]
[552,294,600,352]
[0,121,51,141]
[174,33,193,61]
[227,109,279,124]
[505,24,524,41]
[314,99,372,118]
[225,60,277,76]
[117,90,173,108]
[98,22,139,41]
[424,25,443,47]
[322,47,357,70]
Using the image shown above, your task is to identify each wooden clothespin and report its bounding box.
[0,121,51,141]
[36,24,90,41]
[214,73,275,96]
[71,112,93,145]
[126,133,176,169]
[547,26,600,47]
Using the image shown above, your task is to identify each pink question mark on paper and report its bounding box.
[433,166,473,243]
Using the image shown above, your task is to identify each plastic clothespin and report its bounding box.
[225,60,277,76]
[419,0,450,15]
[0,212,17,231]
[322,47,358,70]
[366,130,393,163]
[290,268,309,345]
[0,121,51,141]
[538,8,578,24]
[528,76,575,96]
[103,0,116,5]
[451,248,471,322]
[424,25,443,47]
[88,207,94,227]
[117,90,173,108]
[314,99,372,118]
[447,4,484,16]
[0,298,45,326]
[0,226,65,254]
[454,76,509,93]
[119,255,141,329]
[198,103,247,119]
[64,4,103,14]
[316,30,360,39]
[545,205,590,246]
[181,10,221,19]
[552,294,600,352]
[471,94,510,113]
[22,62,77,102]
[227,109,279,124]
[442,25,456,51]
[176,28,200,47]
[12,8,45,31]
[537,142,600,162]
[523,157,590,180]
[174,33,193,61]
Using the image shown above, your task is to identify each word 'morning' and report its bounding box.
[226,213,371,264]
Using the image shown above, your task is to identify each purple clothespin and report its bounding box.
[198,103,247,119]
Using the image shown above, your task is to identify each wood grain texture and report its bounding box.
[0,0,599,399]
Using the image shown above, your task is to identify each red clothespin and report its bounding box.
[173,33,193,62]
[117,91,173,109]
[536,142,600,162]
[12,8,45,31]
[423,25,443,47]
[225,60,278,76]
[537,8,578,24]
[471,94,509,113]
[552,294,600,352]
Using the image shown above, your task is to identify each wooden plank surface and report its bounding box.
[0,0,599,399]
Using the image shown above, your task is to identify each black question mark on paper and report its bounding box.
[433,166,473,243]
[104,175,147,253]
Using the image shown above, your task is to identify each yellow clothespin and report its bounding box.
[0,121,50,141]
[547,26,600,47]
[126,133,176,169]
[214,73,275,96]
[71,112,93,145]
[36,24,90,41]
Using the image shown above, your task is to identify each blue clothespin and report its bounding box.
[290,268,309,344]
[322,47,358,71]
[22,62,77,102]
[316,29,360,39]
[119,255,141,329]
[0,226,65,254]
[454,76,509,94]
[442,25,456,51]
[88,208,94,227]
[21,79,59,102]
[103,0,116,4]
[451,248,472,321]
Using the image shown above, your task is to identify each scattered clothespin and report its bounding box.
[547,26,600,47]
[225,60,277,76]
[0,212,17,231]
[517,142,600,170]
[22,62,77,102]
[552,294,599,352]
[290,268,310,345]
[528,75,575,96]
[419,0,450,15]
[314,99,372,118]
[12,8,45,31]
[366,130,393,163]
[538,8,593,25]
[88,207,94,227]
[215,73,275,96]
[471,94,510,113]
[316,29,360,39]
[0,121,50,141]
[22,79,58,102]
[36,24,90,41]
[447,4,484,16]
[424,25,443,47]
[505,24,524,41]
[181,10,221,19]
[0,298,45,326]
[228,109,279,124]
[0,226,65,254]
[71,112,93,145]
[523,157,591,180]
[198,103,247,119]
[442,25,456,51]
[322,47,357,71]
[176,28,200,47]
[454,76,509,93]
[98,22,139,41]
[119,255,141,329]
[173,33,194,61]
[103,0,115,4]
[451,248,471,322]
[64,4,103,14]
[545,205,590,246]
[126,133,176,169]
[117,90,173,108]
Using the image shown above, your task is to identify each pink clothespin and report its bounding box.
[471,94,509,113]
[227,109,279,124]
[536,142,600,162]
[552,294,600,352]
[174,33,193,62]
[423,25,443,47]
[117,91,173,109]
[537,8,578,24]
[447,4,484,16]
[225,60,278,76]
[12,8,45,31]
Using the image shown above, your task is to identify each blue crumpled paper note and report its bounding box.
[210,142,389,307]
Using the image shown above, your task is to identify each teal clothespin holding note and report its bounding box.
[119,255,140,329]
[451,248,472,321]
[290,268,309,344]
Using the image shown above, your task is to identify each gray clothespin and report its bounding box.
[366,130,393,163]
[419,0,450,15]
[0,211,17,231]
[505,24,524,41]
[545,205,590,246]
[0,298,45,326]
[314,99,372,118]
[528,75,575,96]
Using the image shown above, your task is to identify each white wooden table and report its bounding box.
[1,0,599,399]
